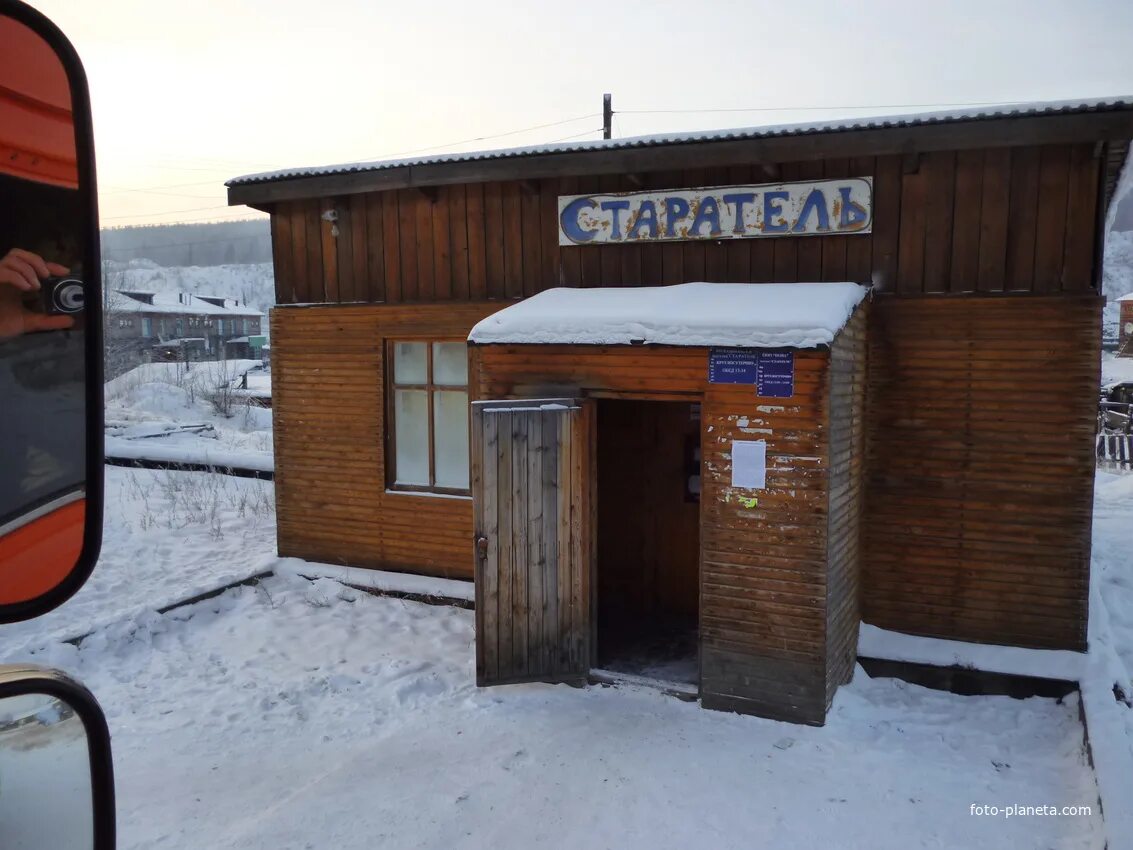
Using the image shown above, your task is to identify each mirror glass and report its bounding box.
[0,13,92,610]
[0,692,94,850]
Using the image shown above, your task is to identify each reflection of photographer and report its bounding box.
[0,248,77,340]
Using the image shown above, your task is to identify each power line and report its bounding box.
[146,210,264,225]
[103,204,233,221]
[615,100,1027,115]
[103,210,264,230]
[105,188,224,200]
[348,112,600,164]
[102,178,229,194]
[541,127,604,144]
[102,111,604,198]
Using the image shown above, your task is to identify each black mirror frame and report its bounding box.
[0,663,116,849]
[0,0,104,623]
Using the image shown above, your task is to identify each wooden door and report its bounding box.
[471,398,595,686]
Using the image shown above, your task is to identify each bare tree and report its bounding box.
[101,261,145,380]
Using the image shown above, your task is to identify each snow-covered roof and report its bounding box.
[1118,292,1133,302]
[112,290,262,318]
[468,282,868,349]
[229,97,1132,187]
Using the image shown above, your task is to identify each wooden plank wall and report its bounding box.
[270,302,501,578]
[268,142,1100,304]
[824,305,867,707]
[473,344,707,400]
[863,295,1102,650]
[472,401,594,685]
[698,355,833,725]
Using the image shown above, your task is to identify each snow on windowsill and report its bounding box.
[384,489,472,501]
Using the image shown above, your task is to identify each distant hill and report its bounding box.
[101,220,271,267]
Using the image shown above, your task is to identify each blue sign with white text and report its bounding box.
[708,348,760,384]
[755,351,794,398]
[708,348,795,397]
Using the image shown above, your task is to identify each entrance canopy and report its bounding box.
[468,282,868,349]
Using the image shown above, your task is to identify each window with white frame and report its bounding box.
[387,340,470,494]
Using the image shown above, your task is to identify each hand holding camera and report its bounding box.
[0,248,78,340]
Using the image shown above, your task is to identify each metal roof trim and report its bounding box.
[227,97,1133,188]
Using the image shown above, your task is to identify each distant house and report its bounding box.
[1120,292,1133,356]
[105,290,264,367]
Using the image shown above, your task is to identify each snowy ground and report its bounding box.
[27,579,1101,850]
[1093,470,1133,723]
[105,360,273,470]
[0,467,275,652]
[1103,351,1133,386]
[0,466,1113,849]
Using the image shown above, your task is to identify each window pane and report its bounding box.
[394,390,429,485]
[393,342,427,384]
[433,342,468,386]
[433,390,469,490]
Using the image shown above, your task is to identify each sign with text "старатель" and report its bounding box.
[558,178,872,246]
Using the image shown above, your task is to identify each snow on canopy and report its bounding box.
[1118,292,1133,302]
[468,282,868,348]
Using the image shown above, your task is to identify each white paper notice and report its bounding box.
[731,440,766,489]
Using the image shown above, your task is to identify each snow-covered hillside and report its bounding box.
[103,260,276,316]
[1103,229,1133,340]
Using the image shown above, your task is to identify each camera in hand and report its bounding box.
[40,276,85,315]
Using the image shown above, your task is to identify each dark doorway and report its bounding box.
[596,399,700,686]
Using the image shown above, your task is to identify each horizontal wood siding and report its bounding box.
[1120,301,1133,352]
[698,355,832,725]
[474,344,706,399]
[824,305,867,707]
[268,143,1102,306]
[271,302,503,578]
[863,295,1102,650]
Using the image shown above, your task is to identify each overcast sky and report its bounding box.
[28,0,1133,226]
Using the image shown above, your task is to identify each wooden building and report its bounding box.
[228,98,1133,725]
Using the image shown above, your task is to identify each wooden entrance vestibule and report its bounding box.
[467,282,868,724]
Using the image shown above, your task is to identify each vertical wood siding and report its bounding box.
[863,295,1101,650]
[472,400,594,685]
[270,302,503,578]
[268,143,1100,305]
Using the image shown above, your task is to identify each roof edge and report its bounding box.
[228,98,1133,207]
